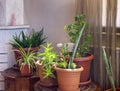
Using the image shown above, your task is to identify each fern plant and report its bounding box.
[10,28,46,48]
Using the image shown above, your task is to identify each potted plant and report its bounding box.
[16,45,37,76]
[103,48,120,91]
[54,20,86,91]
[36,42,58,87]
[64,14,94,85]
[10,28,46,60]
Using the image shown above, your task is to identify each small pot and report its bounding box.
[37,62,57,87]
[105,88,120,91]
[20,63,31,76]
[54,66,83,91]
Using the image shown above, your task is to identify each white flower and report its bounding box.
[57,43,63,48]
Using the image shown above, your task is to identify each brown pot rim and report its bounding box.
[105,88,120,91]
[54,66,84,72]
[74,55,94,62]
[80,78,91,86]
[12,46,40,51]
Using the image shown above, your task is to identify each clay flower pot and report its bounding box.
[13,46,40,60]
[74,55,94,85]
[54,66,83,91]
[105,88,120,91]
[37,63,57,87]
[20,63,31,76]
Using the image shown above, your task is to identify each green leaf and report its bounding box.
[10,28,46,48]
[38,42,58,78]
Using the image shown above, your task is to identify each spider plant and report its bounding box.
[15,43,37,73]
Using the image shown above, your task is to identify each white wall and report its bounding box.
[6,0,24,25]
[24,0,76,50]
[0,0,24,26]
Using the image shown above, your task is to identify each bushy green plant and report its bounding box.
[10,28,46,48]
[64,14,91,57]
[56,14,88,69]
[57,43,70,58]
[57,22,87,69]
[68,23,87,68]
[37,43,58,78]
[57,43,70,69]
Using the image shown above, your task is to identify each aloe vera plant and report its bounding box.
[102,48,116,91]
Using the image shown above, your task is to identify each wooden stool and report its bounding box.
[2,68,40,91]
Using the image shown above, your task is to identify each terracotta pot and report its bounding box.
[20,63,31,76]
[74,55,94,84]
[105,88,120,91]
[37,63,57,87]
[13,46,40,60]
[54,66,83,91]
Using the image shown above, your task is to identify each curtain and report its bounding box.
[76,0,119,90]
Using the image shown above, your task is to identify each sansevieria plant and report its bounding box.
[63,14,94,84]
[57,23,87,69]
[54,20,86,91]
[102,48,116,91]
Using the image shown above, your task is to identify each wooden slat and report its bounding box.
[0,43,9,53]
[0,54,8,62]
[0,63,8,71]
[0,73,4,81]
[0,82,4,90]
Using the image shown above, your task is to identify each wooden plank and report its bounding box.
[0,81,5,90]
[0,43,8,53]
[0,31,8,44]
[0,54,8,62]
[0,63,8,71]
[0,73,4,81]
